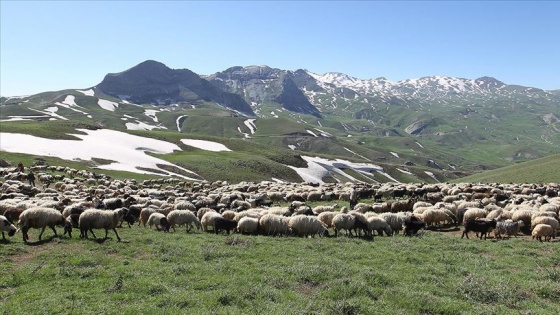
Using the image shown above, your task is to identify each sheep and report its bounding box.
[236,217,259,235]
[317,211,339,228]
[258,214,291,236]
[366,216,392,237]
[18,207,71,243]
[390,198,415,213]
[288,215,329,237]
[530,216,559,235]
[221,210,237,221]
[233,209,262,222]
[379,212,407,235]
[532,224,555,242]
[264,207,293,217]
[214,217,238,235]
[167,210,201,233]
[351,203,373,213]
[197,207,217,221]
[493,220,524,239]
[174,201,196,211]
[148,212,171,232]
[78,208,125,241]
[349,211,369,237]
[312,204,339,215]
[201,211,223,232]
[403,218,427,236]
[511,209,535,234]
[0,214,17,240]
[461,218,497,240]
[332,213,355,237]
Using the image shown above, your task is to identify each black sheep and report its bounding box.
[461,219,497,240]
[214,217,238,235]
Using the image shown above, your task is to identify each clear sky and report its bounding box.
[1,1,559,96]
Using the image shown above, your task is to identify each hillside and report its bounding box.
[455,154,560,183]
[1,60,559,183]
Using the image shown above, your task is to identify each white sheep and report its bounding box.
[531,216,559,234]
[200,211,223,232]
[332,213,355,237]
[147,212,170,231]
[221,210,237,221]
[378,212,407,235]
[312,204,339,215]
[264,206,292,217]
[532,224,554,242]
[317,211,339,228]
[236,217,259,234]
[288,215,329,237]
[366,216,393,236]
[258,214,291,236]
[462,208,489,223]
[233,209,263,222]
[1,214,17,240]
[197,207,217,221]
[17,207,71,243]
[167,210,201,232]
[78,208,125,241]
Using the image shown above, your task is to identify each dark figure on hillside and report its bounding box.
[18,162,24,172]
[28,171,36,187]
[349,186,359,210]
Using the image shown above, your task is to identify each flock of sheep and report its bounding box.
[1,164,559,244]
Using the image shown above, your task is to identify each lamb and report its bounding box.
[200,211,223,232]
[0,214,17,240]
[78,208,125,241]
[332,213,355,237]
[258,214,291,236]
[532,224,555,242]
[236,217,259,235]
[147,212,171,232]
[18,207,71,243]
[288,215,329,237]
[166,210,201,232]
[214,217,238,235]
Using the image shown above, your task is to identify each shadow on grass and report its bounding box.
[24,235,59,246]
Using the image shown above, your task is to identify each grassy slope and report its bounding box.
[456,154,560,183]
[2,228,559,314]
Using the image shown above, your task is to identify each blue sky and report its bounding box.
[1,1,559,96]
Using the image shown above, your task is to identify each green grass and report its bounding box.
[456,154,560,183]
[2,228,559,314]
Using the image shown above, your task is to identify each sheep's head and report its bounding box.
[160,218,171,232]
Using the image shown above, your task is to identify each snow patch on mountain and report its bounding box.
[77,89,94,96]
[180,139,232,152]
[98,99,119,111]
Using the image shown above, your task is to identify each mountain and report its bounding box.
[1,60,559,184]
[96,60,255,116]
[205,66,321,117]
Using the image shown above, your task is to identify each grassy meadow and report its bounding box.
[1,225,559,314]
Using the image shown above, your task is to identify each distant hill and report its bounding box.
[1,60,559,183]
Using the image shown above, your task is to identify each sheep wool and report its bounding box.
[289,215,328,237]
[78,208,125,241]
[167,210,201,232]
[532,224,555,242]
[236,217,259,234]
[18,206,69,243]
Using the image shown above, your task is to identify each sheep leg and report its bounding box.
[50,225,59,237]
[1,232,5,240]
[112,228,121,242]
[38,227,47,240]
[89,229,97,239]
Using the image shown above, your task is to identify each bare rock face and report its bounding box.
[405,119,433,135]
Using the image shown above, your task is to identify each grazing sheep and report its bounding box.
[379,213,407,235]
[197,207,217,221]
[221,210,237,221]
[258,214,291,236]
[148,212,171,232]
[532,224,554,242]
[403,218,426,236]
[317,211,339,228]
[0,214,17,240]
[236,217,259,234]
[462,208,489,223]
[366,216,392,237]
[493,220,524,239]
[201,212,223,232]
[18,207,71,243]
[288,215,329,237]
[312,204,340,215]
[214,217,238,235]
[167,210,201,232]
[265,206,293,217]
[511,209,535,234]
[233,209,263,222]
[531,216,559,235]
[461,218,497,240]
[332,213,355,237]
[174,201,196,211]
[78,208,125,241]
